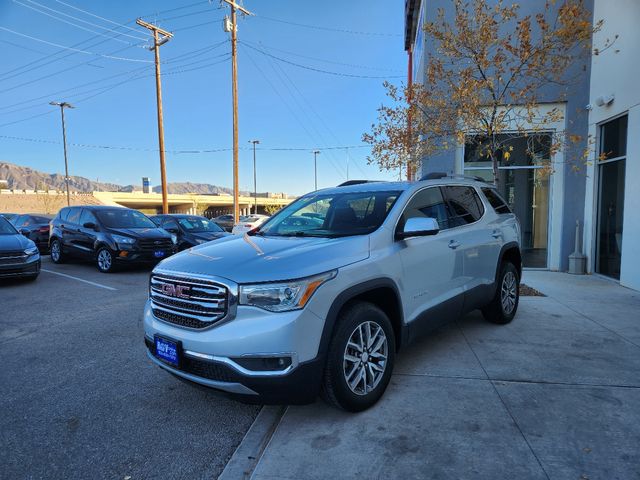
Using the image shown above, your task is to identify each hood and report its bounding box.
[107,227,171,239]
[191,232,230,241]
[0,233,32,251]
[156,234,370,283]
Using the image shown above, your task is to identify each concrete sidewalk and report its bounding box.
[224,272,640,480]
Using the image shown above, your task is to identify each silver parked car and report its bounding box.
[143,176,521,411]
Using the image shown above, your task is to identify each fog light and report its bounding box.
[233,356,292,372]
[119,251,128,257]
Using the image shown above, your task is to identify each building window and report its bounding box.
[596,115,627,280]
[464,133,552,268]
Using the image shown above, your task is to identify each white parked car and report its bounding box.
[231,214,269,235]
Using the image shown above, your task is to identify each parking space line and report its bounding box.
[41,269,117,291]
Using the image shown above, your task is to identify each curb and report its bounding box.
[218,405,287,480]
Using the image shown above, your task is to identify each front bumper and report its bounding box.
[0,256,40,277]
[143,298,327,404]
[114,248,176,263]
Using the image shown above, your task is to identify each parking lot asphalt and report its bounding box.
[0,257,259,480]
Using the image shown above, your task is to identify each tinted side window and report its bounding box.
[79,209,97,226]
[444,186,484,226]
[66,207,81,225]
[58,207,70,221]
[481,187,512,214]
[163,218,179,229]
[13,215,28,227]
[399,187,452,232]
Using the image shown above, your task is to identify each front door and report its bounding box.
[396,187,463,336]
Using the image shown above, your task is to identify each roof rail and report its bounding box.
[419,172,489,183]
[336,180,381,187]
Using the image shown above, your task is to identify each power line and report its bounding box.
[0,41,229,113]
[254,14,402,37]
[54,0,146,35]
[0,133,371,153]
[0,27,152,63]
[242,39,403,73]
[14,0,147,44]
[240,41,403,79]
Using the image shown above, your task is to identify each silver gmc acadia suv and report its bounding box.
[143,176,521,411]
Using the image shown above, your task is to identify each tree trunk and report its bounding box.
[490,152,499,186]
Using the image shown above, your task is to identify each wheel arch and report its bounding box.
[497,242,522,281]
[319,278,406,356]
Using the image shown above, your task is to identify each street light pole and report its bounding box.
[249,140,260,214]
[313,150,320,191]
[49,101,74,206]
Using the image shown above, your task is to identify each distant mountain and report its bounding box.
[0,162,249,195]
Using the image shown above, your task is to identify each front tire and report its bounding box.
[50,239,64,264]
[321,302,395,412]
[482,262,519,324]
[96,247,116,273]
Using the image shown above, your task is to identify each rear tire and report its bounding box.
[96,247,116,273]
[482,262,519,324]
[321,302,395,412]
[50,239,64,264]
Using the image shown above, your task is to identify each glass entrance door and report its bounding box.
[596,115,627,279]
[464,133,551,268]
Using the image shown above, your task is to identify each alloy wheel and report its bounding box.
[97,249,112,271]
[501,271,517,315]
[51,241,60,262]
[343,321,388,396]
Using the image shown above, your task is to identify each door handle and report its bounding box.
[448,240,461,249]
[491,230,502,238]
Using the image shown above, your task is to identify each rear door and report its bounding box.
[396,186,464,334]
[62,207,83,255]
[442,185,500,303]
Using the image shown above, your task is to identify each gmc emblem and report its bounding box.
[160,283,190,299]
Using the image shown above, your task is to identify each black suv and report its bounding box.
[150,214,230,251]
[49,206,176,272]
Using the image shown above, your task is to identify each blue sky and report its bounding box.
[0,0,406,195]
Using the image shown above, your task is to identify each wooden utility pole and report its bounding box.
[49,101,74,206]
[222,0,252,224]
[136,18,173,214]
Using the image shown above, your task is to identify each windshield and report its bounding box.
[177,217,223,233]
[95,209,156,229]
[0,216,18,234]
[256,190,401,237]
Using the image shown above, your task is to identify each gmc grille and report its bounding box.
[150,273,228,329]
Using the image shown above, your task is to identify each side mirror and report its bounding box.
[397,217,440,240]
[165,227,179,234]
[83,222,97,230]
[20,229,29,236]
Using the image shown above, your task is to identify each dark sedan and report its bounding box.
[151,214,230,251]
[11,214,53,254]
[0,216,40,280]
[212,214,235,232]
[0,213,19,223]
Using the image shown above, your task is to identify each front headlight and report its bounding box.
[239,270,337,312]
[170,234,178,245]
[112,234,135,247]
[24,246,39,256]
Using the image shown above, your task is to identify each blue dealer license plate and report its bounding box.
[154,250,165,258]
[154,336,179,367]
